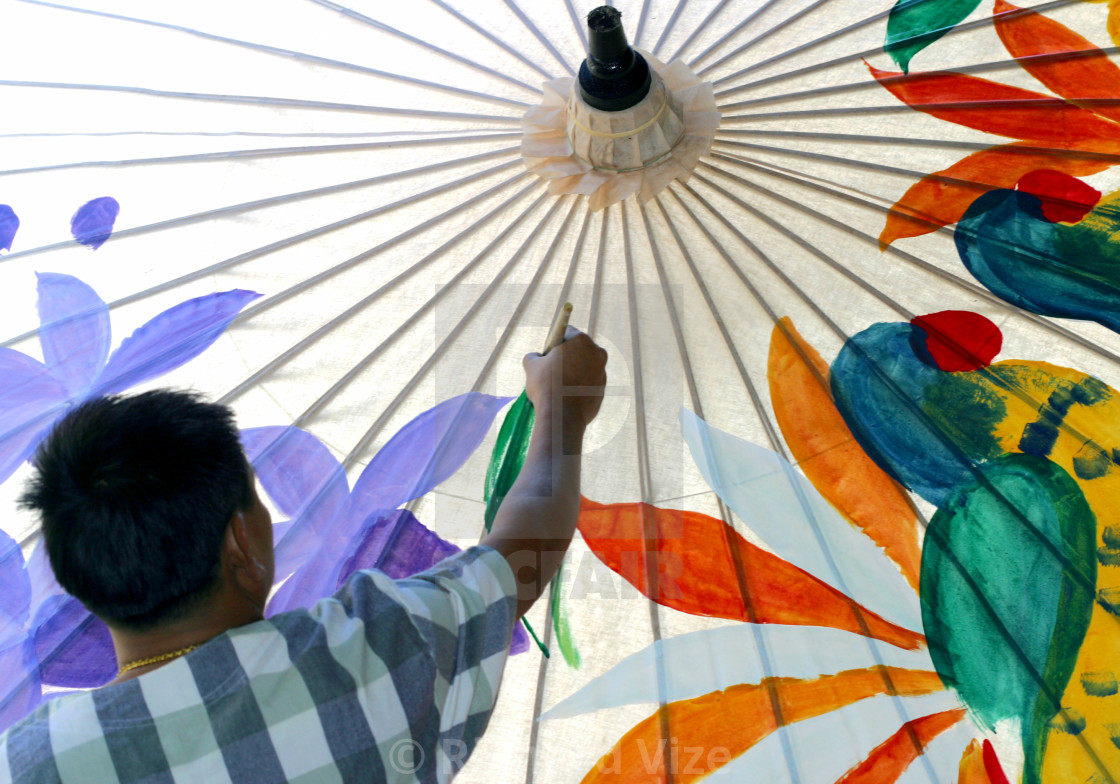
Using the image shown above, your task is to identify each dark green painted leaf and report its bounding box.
[920,453,1096,784]
[886,0,983,73]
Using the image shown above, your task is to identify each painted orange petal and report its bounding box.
[995,0,1120,125]
[868,63,1120,144]
[768,318,922,591]
[958,739,1012,784]
[880,137,1120,247]
[581,667,946,784]
[578,498,925,650]
[835,709,966,783]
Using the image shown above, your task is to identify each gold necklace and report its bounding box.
[118,644,200,675]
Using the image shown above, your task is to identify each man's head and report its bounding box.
[20,389,270,630]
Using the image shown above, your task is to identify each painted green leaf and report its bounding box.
[483,391,579,665]
[921,453,1096,784]
[885,0,983,73]
[484,391,535,532]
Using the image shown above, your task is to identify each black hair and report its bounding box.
[19,389,254,630]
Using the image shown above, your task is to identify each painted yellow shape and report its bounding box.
[969,360,1120,782]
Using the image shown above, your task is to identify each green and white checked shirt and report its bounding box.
[0,546,518,784]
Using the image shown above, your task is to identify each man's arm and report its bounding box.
[479,326,607,618]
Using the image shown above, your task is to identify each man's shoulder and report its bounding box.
[0,692,97,784]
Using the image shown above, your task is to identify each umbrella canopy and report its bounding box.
[3,0,1120,781]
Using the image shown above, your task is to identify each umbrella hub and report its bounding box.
[520,7,720,211]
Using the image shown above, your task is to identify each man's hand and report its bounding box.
[523,326,608,435]
[481,326,608,617]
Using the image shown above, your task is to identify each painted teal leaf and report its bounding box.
[886,0,983,73]
[921,453,1096,783]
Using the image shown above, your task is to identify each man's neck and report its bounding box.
[107,593,264,684]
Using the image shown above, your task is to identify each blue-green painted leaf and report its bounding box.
[921,453,1096,784]
[886,0,983,73]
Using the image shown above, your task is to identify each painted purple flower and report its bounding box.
[0,272,260,489]
[242,392,528,652]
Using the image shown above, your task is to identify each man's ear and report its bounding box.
[226,512,266,582]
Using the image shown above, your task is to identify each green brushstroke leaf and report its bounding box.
[885,0,983,73]
[551,563,581,668]
[484,391,579,665]
[920,453,1096,784]
[484,391,534,531]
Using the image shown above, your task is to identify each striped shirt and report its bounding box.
[0,546,517,784]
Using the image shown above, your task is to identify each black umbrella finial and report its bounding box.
[578,6,651,111]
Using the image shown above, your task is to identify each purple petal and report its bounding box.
[32,595,115,688]
[36,272,111,396]
[0,641,41,733]
[0,350,69,487]
[243,426,351,581]
[0,206,18,253]
[351,392,512,512]
[70,196,119,250]
[93,289,261,396]
[0,529,29,647]
[337,509,461,585]
[335,510,528,655]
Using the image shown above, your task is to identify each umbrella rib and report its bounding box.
[0,133,522,177]
[501,0,575,77]
[720,97,1120,121]
[0,80,522,124]
[304,0,539,94]
[218,177,539,405]
[708,149,1120,369]
[655,186,940,784]
[716,46,1120,106]
[686,0,785,71]
[564,0,589,54]
[640,195,806,784]
[696,0,838,80]
[0,130,519,140]
[1,155,523,349]
[634,0,654,51]
[0,142,519,273]
[715,128,1120,162]
[425,0,557,82]
[662,0,734,66]
[651,0,691,60]
[708,0,1076,94]
[618,200,672,763]
[338,196,571,468]
[587,209,609,340]
[708,139,1116,214]
[12,0,531,109]
[684,179,1119,783]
